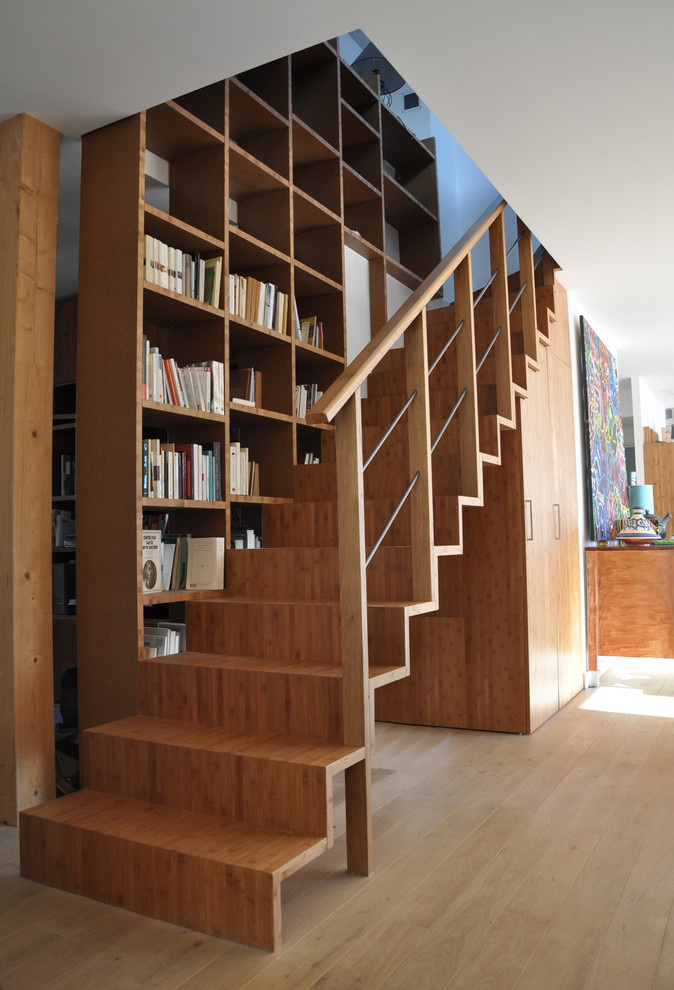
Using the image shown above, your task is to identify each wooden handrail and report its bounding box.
[306,194,506,426]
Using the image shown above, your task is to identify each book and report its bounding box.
[185,536,225,590]
[230,368,261,407]
[142,530,162,594]
[203,256,222,308]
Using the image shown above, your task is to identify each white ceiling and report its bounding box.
[2,0,673,407]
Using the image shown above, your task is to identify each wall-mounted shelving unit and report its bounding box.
[74,39,440,730]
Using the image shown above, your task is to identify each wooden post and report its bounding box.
[517,222,538,362]
[334,394,373,874]
[454,254,481,499]
[488,212,514,424]
[0,114,60,824]
[404,311,436,604]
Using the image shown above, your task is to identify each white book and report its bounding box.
[239,446,249,496]
[158,621,187,651]
[182,367,197,409]
[142,530,162,594]
[229,442,240,494]
[185,536,225,590]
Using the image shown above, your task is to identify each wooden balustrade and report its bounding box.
[306,195,541,830]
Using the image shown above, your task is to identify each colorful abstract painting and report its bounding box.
[580,316,629,540]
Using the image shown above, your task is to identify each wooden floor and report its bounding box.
[3,657,674,989]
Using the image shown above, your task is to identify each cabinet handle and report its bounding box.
[554,503,561,540]
[525,499,534,541]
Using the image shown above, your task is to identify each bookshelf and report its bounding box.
[52,301,78,706]
[75,40,440,730]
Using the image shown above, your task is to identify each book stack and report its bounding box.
[142,439,222,501]
[231,526,262,549]
[144,236,222,308]
[302,452,320,465]
[230,367,262,407]
[142,337,224,414]
[229,441,259,496]
[295,383,323,419]
[298,315,323,348]
[143,623,185,658]
[142,530,225,596]
[228,273,289,334]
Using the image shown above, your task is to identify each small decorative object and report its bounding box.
[646,511,672,540]
[619,507,659,545]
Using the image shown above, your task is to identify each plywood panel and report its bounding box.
[585,547,674,659]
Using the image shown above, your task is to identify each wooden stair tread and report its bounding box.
[89,716,364,769]
[144,651,342,677]
[22,789,327,877]
[197,595,340,606]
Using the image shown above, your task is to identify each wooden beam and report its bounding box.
[454,254,481,499]
[334,394,373,874]
[404,311,436,604]
[488,211,514,423]
[0,114,60,824]
[517,221,539,362]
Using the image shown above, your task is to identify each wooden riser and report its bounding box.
[84,716,364,837]
[140,652,345,739]
[186,598,415,671]
[226,546,341,599]
[187,599,343,663]
[20,789,327,950]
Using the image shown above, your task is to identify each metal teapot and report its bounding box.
[646,511,672,539]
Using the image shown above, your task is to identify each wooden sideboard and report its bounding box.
[586,545,674,668]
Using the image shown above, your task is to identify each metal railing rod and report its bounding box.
[428,320,465,376]
[475,326,502,374]
[365,471,421,567]
[508,279,528,315]
[363,389,418,471]
[472,269,499,310]
[431,387,468,453]
[506,228,525,260]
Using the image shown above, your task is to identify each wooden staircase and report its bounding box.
[20,197,562,949]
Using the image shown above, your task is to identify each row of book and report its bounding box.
[142,439,223,502]
[295,383,323,418]
[142,337,225,414]
[53,453,75,497]
[142,531,225,594]
[298,315,324,348]
[52,509,76,548]
[231,526,262,549]
[229,441,259,496]
[144,236,222,307]
[228,273,290,334]
[143,622,186,658]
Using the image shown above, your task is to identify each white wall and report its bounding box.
[344,247,372,362]
[631,377,667,481]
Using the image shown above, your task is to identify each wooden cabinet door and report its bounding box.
[519,346,560,730]
[547,349,584,707]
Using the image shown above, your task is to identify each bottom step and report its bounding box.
[20,788,327,950]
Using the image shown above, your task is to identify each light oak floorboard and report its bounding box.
[2,658,674,990]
